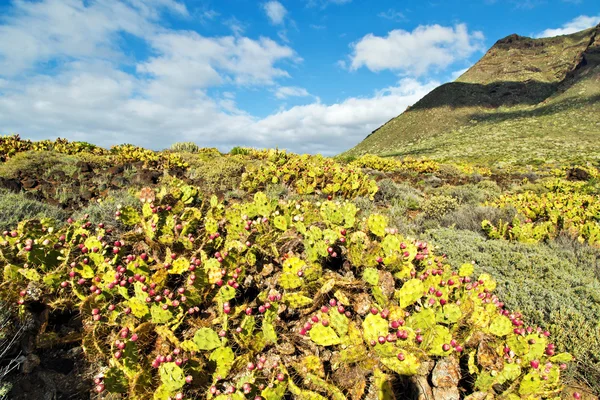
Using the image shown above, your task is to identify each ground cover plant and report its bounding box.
[0,136,598,399]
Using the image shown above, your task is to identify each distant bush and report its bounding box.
[170,142,200,153]
[0,189,67,231]
[374,179,424,206]
[421,195,459,220]
[187,157,246,193]
[426,228,600,392]
[264,183,289,199]
[440,205,517,234]
[229,146,251,156]
[0,151,78,179]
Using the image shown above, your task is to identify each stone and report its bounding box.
[75,161,92,173]
[567,167,591,181]
[410,375,434,400]
[107,165,124,175]
[0,177,22,192]
[21,178,37,189]
[21,354,40,374]
[433,386,461,400]
[431,356,460,388]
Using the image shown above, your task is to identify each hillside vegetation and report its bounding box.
[345,25,600,165]
[0,136,598,399]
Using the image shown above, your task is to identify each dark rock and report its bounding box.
[21,353,40,374]
[111,177,129,187]
[0,177,22,192]
[21,178,38,189]
[80,189,93,201]
[132,170,162,185]
[107,165,124,175]
[567,167,591,181]
[75,161,92,173]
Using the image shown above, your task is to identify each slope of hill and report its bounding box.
[345,25,600,165]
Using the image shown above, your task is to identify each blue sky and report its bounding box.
[0,0,598,155]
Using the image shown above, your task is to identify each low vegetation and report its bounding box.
[0,136,598,399]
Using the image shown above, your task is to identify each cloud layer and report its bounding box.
[0,0,444,155]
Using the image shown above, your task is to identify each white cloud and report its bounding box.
[0,0,188,76]
[536,15,600,38]
[137,32,299,88]
[223,16,247,36]
[378,8,407,22]
[263,1,287,25]
[274,86,311,99]
[348,24,485,76]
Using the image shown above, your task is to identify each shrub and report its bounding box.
[170,142,200,153]
[187,157,246,193]
[229,146,251,156]
[374,179,424,207]
[440,205,517,234]
[264,183,289,199]
[425,228,600,393]
[0,151,78,179]
[421,195,459,220]
[0,189,67,231]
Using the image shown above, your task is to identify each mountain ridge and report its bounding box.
[345,24,600,165]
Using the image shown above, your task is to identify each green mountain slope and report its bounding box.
[345,25,600,165]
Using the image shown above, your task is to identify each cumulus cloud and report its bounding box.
[347,24,485,76]
[263,1,287,25]
[536,15,600,38]
[0,0,188,76]
[138,32,299,88]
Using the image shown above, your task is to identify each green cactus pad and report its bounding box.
[284,292,313,309]
[488,314,513,336]
[209,346,235,379]
[309,323,342,346]
[328,308,349,336]
[395,279,425,309]
[150,304,173,324]
[159,362,186,392]
[362,313,389,343]
[363,268,379,285]
[368,214,388,237]
[193,328,221,351]
[380,352,420,376]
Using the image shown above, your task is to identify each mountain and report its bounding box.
[344,25,600,165]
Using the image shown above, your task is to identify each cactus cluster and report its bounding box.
[349,154,440,174]
[241,152,378,199]
[483,176,600,247]
[0,181,575,399]
[0,134,106,161]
